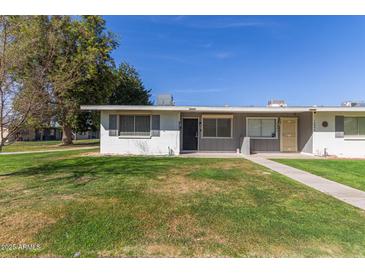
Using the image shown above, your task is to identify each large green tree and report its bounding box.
[109,63,152,105]
[13,16,53,130]
[72,17,118,134]
[1,16,152,148]
[46,16,118,144]
[0,16,51,151]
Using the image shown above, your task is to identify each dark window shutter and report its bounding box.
[109,114,117,136]
[335,116,344,138]
[151,115,160,136]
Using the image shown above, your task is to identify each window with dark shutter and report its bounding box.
[335,116,344,138]
[119,115,151,136]
[152,115,160,136]
[109,114,117,136]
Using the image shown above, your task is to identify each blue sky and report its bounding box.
[104,16,365,106]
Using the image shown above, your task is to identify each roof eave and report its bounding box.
[80,105,365,113]
[80,105,310,113]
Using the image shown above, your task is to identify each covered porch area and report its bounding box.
[179,151,316,159]
[179,110,313,155]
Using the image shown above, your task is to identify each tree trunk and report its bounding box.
[61,125,73,145]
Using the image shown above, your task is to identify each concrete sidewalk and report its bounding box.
[244,155,365,210]
[0,146,98,155]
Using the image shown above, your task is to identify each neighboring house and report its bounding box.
[16,127,63,141]
[81,96,365,157]
[17,128,99,141]
[15,117,99,142]
[15,118,62,141]
[73,131,100,140]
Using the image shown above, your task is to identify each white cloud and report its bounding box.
[149,16,271,30]
[173,88,226,94]
[214,51,234,59]
[200,42,213,48]
[192,21,264,29]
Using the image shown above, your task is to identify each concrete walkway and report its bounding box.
[180,152,243,158]
[0,146,97,155]
[244,155,365,210]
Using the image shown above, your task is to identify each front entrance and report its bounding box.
[182,118,198,151]
[280,118,298,152]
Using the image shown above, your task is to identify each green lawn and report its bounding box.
[1,139,99,153]
[273,159,365,192]
[1,150,365,257]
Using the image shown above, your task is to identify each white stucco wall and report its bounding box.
[100,111,180,155]
[313,112,365,157]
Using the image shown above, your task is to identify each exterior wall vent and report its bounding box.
[156,94,175,106]
[267,99,287,107]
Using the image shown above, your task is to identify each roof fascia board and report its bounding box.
[81,105,365,113]
[80,105,310,113]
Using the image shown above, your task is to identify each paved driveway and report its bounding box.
[0,146,97,155]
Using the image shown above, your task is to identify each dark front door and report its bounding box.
[183,119,198,151]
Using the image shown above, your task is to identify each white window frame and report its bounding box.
[201,114,233,139]
[344,116,365,139]
[118,114,152,139]
[246,117,278,140]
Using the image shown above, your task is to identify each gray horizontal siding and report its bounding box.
[298,112,313,153]
[251,139,280,152]
[180,112,313,153]
[198,113,242,152]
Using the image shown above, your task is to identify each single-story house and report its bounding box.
[16,127,63,141]
[81,98,365,157]
[14,116,99,142]
[74,131,100,140]
[16,129,99,142]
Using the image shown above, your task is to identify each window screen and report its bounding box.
[202,118,232,138]
[119,115,134,136]
[261,119,276,137]
[203,119,217,137]
[135,116,150,136]
[217,118,231,137]
[247,118,277,138]
[119,115,150,136]
[344,117,365,136]
[247,119,261,137]
[359,118,365,135]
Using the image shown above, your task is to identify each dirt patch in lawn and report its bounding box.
[97,243,182,257]
[168,214,200,237]
[150,173,222,195]
[263,241,346,257]
[0,211,56,244]
[148,160,253,196]
[79,151,101,157]
[166,213,229,256]
[144,244,181,257]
